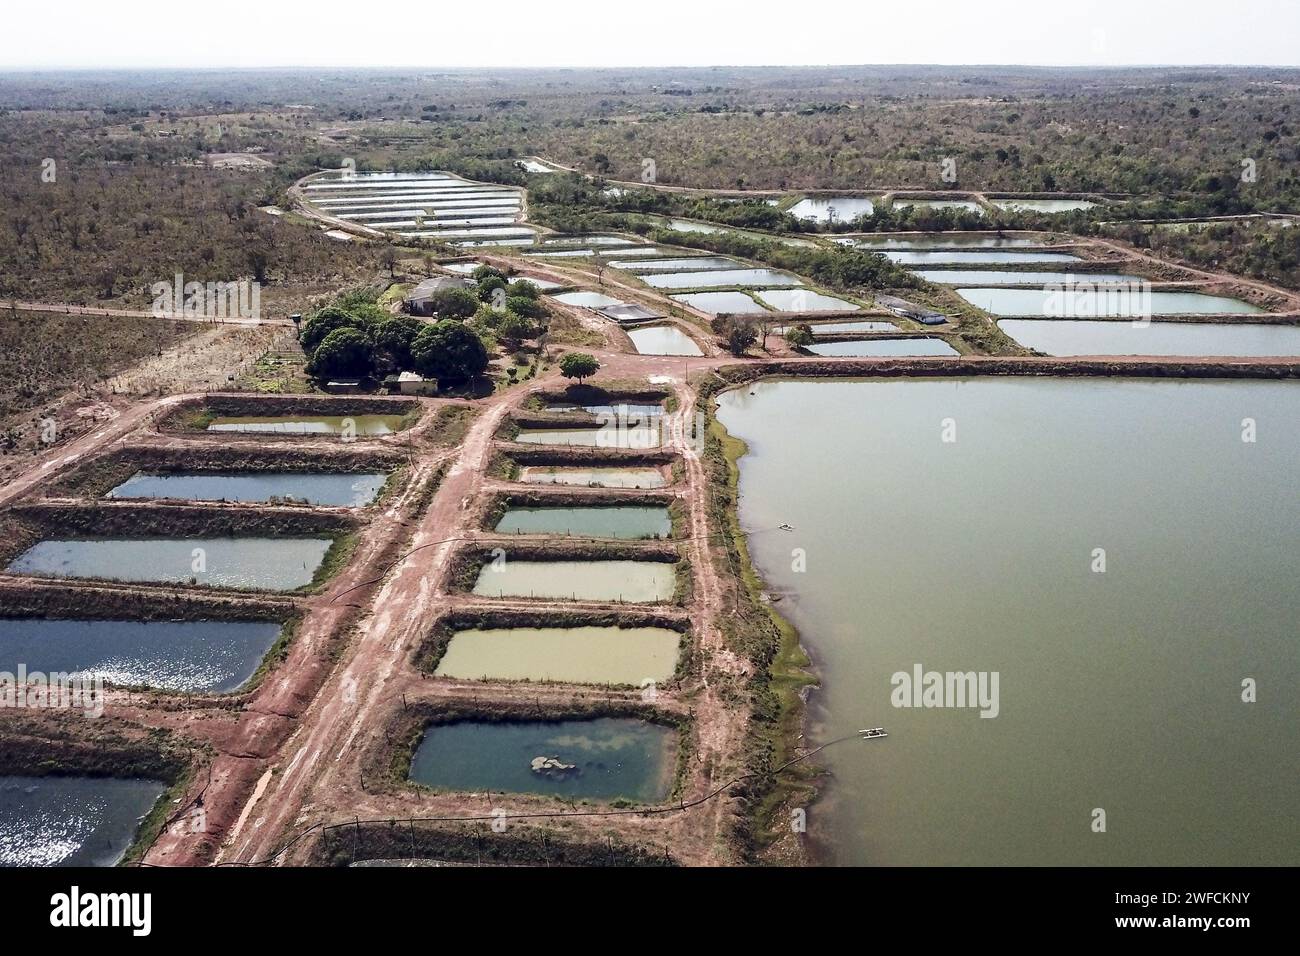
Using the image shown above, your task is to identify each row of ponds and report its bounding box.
[302,170,537,246]
[789,196,1099,223]
[1,406,407,864]
[866,232,1298,357]
[403,397,686,804]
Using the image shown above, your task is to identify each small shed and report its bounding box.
[392,371,438,396]
[875,294,948,326]
[406,275,474,316]
[597,303,665,326]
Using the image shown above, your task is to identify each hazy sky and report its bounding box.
[2,0,1297,69]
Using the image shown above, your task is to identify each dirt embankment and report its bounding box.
[157,394,423,431]
[0,580,296,623]
[309,818,677,868]
[0,712,192,783]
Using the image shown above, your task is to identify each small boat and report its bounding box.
[858,727,888,739]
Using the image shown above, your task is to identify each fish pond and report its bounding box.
[627,325,704,356]
[998,319,1300,356]
[0,776,166,867]
[435,624,680,684]
[958,287,1266,317]
[206,415,407,436]
[517,467,667,489]
[7,538,333,590]
[0,618,283,693]
[494,505,672,539]
[409,718,676,802]
[805,338,958,357]
[107,472,386,506]
[472,560,676,603]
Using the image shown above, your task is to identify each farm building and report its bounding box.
[597,303,665,326]
[385,371,438,396]
[875,294,948,326]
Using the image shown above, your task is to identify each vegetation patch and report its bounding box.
[310,818,676,867]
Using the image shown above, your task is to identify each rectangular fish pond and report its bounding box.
[551,291,627,309]
[0,776,167,867]
[494,506,672,539]
[7,538,335,591]
[626,325,704,356]
[774,320,898,334]
[958,287,1266,317]
[409,718,676,802]
[997,319,1300,357]
[885,250,1081,265]
[640,268,802,290]
[753,289,861,312]
[805,338,959,357]
[544,402,663,417]
[434,624,681,684]
[106,472,387,506]
[472,560,676,603]
[205,415,408,436]
[0,618,285,693]
[513,426,662,448]
[518,467,667,489]
[842,235,1045,249]
[612,256,744,272]
[669,291,768,315]
[914,269,1145,286]
[789,197,877,223]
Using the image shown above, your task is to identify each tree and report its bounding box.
[379,247,399,276]
[507,279,540,299]
[410,320,489,384]
[310,327,373,377]
[476,275,508,302]
[427,288,479,319]
[372,315,422,369]
[559,352,600,383]
[505,295,546,320]
[300,306,368,354]
[785,324,815,348]
[471,264,507,283]
[714,315,758,356]
[498,312,533,350]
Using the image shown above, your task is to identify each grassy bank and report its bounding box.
[700,380,819,864]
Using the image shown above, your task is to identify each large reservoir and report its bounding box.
[717,377,1299,865]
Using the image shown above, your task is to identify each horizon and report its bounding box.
[4,62,1300,74]
[3,0,1298,70]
